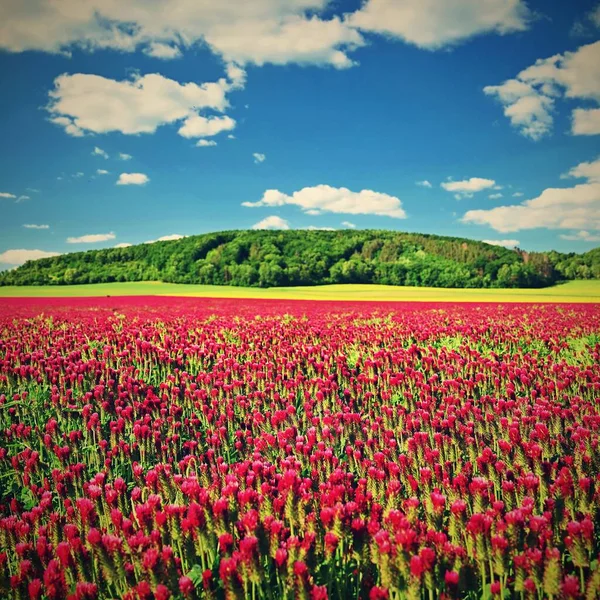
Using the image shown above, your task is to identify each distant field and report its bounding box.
[0,280,598,302]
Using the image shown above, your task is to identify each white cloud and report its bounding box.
[0,1,532,70]
[92,146,108,158]
[565,156,600,183]
[143,42,182,59]
[416,180,432,188]
[252,215,290,230]
[178,115,235,139]
[73,172,84,178]
[0,249,60,265]
[482,239,520,248]
[196,139,217,147]
[572,108,600,135]
[47,71,237,138]
[342,221,356,228]
[205,15,364,69]
[114,242,133,248]
[0,192,16,198]
[0,1,363,69]
[253,152,266,163]
[512,192,524,197]
[462,157,600,233]
[489,192,503,199]
[49,116,84,137]
[304,225,336,230]
[349,0,531,49]
[97,169,109,175]
[560,230,600,242]
[16,195,30,202]
[119,153,132,160]
[23,224,49,229]
[243,184,406,218]
[441,177,496,199]
[117,172,149,186]
[67,232,116,244]
[145,234,186,243]
[484,41,600,139]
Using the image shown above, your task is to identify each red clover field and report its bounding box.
[1,297,599,600]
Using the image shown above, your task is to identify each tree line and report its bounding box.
[1,230,598,289]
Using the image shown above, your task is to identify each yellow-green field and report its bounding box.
[0,280,598,302]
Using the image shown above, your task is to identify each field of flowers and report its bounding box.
[0,296,599,600]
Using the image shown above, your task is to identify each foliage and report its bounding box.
[2,230,598,289]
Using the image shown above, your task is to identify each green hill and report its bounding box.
[1,229,598,289]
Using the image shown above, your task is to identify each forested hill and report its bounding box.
[1,230,599,289]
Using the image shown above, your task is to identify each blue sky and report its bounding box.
[1,0,600,268]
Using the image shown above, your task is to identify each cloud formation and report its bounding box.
[441,177,496,199]
[482,239,520,248]
[484,41,600,139]
[67,233,116,243]
[252,216,290,230]
[117,173,149,186]
[0,249,60,265]
[47,70,240,138]
[243,184,406,218]
[349,0,531,49]
[0,0,532,69]
[462,156,600,232]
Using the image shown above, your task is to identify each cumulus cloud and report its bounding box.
[416,180,432,188]
[117,173,149,186]
[572,108,600,135]
[441,177,496,199]
[243,184,406,218]
[143,42,182,59]
[145,234,186,243]
[23,224,49,229]
[92,146,108,158]
[205,15,364,69]
[67,233,116,244]
[559,230,600,242]
[178,115,235,139]
[196,139,217,147]
[513,192,524,197]
[349,0,531,49]
[489,193,503,199]
[304,226,336,231]
[119,153,132,160]
[0,249,60,265]
[114,242,133,248]
[484,41,600,139]
[97,169,109,175]
[0,192,16,198]
[47,71,239,139]
[0,0,539,70]
[342,221,356,228]
[253,152,266,164]
[482,239,520,248]
[0,1,363,69]
[252,216,290,230]
[462,157,600,233]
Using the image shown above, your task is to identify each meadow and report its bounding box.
[0,279,599,302]
[0,296,599,599]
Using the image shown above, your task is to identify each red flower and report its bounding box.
[179,576,194,598]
